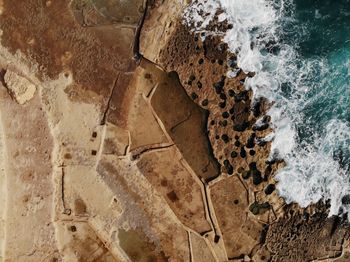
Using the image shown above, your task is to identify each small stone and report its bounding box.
[233,122,249,132]
[231,151,238,158]
[219,101,226,108]
[235,69,242,77]
[341,195,350,205]
[240,147,246,158]
[234,140,241,147]
[219,120,228,127]
[265,159,277,165]
[226,164,234,175]
[210,120,215,125]
[220,93,227,100]
[218,59,224,65]
[222,112,229,118]
[191,92,198,100]
[265,165,272,176]
[197,81,203,89]
[263,115,271,122]
[228,56,237,68]
[256,138,267,146]
[189,75,196,81]
[249,162,257,170]
[221,134,229,143]
[223,160,234,175]
[250,42,255,50]
[253,123,269,131]
[198,58,204,64]
[249,150,256,156]
[234,90,249,102]
[201,99,209,107]
[252,170,263,185]
[246,134,255,148]
[252,99,262,117]
[249,202,260,215]
[213,78,225,94]
[248,72,256,78]
[264,184,276,195]
[228,89,235,97]
[218,43,226,52]
[242,170,250,179]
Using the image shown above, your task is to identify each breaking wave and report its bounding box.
[184,0,350,217]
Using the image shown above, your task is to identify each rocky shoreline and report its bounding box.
[0,0,349,261]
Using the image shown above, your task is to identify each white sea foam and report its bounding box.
[184,0,350,217]
[276,120,350,215]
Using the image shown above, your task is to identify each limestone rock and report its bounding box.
[4,70,36,104]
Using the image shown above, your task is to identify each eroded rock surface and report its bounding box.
[0,0,349,262]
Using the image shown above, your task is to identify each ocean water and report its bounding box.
[184,0,350,217]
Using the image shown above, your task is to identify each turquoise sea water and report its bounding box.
[271,0,350,214]
[291,0,350,170]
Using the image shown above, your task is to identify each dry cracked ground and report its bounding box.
[0,0,350,261]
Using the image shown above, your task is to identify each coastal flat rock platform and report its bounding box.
[0,0,349,261]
